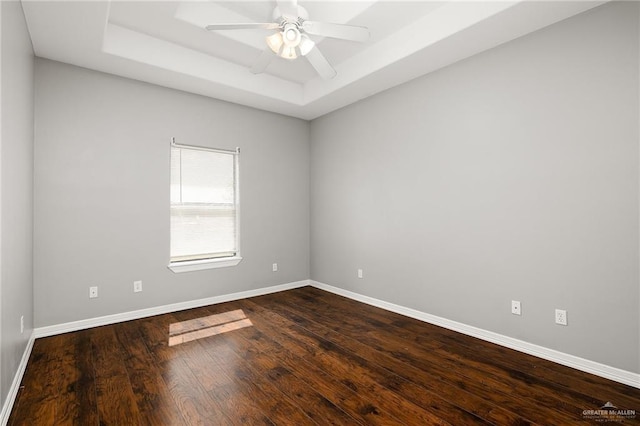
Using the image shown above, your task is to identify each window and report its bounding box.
[169,141,241,273]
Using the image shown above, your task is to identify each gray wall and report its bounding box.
[1,0,34,405]
[31,1,640,376]
[310,2,639,373]
[34,59,309,327]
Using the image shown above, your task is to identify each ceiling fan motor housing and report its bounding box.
[282,23,301,47]
[273,5,309,22]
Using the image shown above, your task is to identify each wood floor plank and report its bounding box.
[244,296,535,425]
[305,286,640,405]
[193,304,367,425]
[159,356,223,425]
[115,320,188,425]
[242,350,360,425]
[275,288,625,423]
[140,311,237,425]
[169,306,281,425]
[91,326,144,425]
[9,286,640,425]
[171,307,316,426]
[52,331,99,426]
[233,299,455,425]
[137,314,180,363]
[9,338,61,426]
[198,303,406,425]
[258,292,556,417]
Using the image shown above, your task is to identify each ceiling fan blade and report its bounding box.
[250,48,275,74]
[301,21,369,42]
[303,44,336,80]
[206,23,279,31]
[276,0,298,19]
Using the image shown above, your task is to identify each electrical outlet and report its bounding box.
[20,315,24,334]
[89,286,98,299]
[511,300,521,315]
[134,280,143,293]
[555,309,567,326]
[357,269,363,279]
[272,263,278,272]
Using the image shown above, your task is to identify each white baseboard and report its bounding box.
[34,280,310,338]
[310,281,640,390]
[23,277,640,399]
[0,332,35,426]
[0,280,308,422]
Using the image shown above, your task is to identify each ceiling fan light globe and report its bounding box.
[266,32,284,54]
[299,35,315,56]
[280,46,298,60]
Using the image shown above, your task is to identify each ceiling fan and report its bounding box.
[205,0,370,79]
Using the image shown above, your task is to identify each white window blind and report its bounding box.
[170,143,239,264]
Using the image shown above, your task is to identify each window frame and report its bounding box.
[168,139,242,273]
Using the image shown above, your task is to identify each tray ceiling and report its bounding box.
[22,1,605,120]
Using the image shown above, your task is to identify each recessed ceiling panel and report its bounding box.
[22,0,608,120]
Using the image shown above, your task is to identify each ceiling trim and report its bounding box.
[22,0,608,120]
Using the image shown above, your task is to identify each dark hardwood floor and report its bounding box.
[9,286,640,425]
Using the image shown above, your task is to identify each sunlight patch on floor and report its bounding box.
[168,309,252,346]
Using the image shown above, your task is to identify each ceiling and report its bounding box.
[22,1,605,120]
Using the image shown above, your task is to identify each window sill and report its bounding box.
[168,256,243,273]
